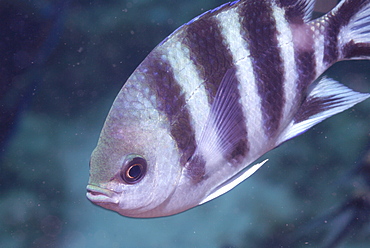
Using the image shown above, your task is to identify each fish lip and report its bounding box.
[86,184,119,204]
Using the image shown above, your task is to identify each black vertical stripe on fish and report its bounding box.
[324,0,368,65]
[239,0,285,138]
[140,54,197,167]
[183,8,234,104]
[295,50,316,102]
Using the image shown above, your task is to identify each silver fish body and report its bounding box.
[87,0,370,218]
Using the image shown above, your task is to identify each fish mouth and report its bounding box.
[86,184,119,204]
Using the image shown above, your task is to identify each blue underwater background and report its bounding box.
[1,0,370,247]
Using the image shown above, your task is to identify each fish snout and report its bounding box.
[86,184,119,204]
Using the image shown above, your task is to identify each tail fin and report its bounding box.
[325,0,370,63]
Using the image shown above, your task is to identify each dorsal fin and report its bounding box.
[278,0,316,23]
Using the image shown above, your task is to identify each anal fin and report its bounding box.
[278,77,369,144]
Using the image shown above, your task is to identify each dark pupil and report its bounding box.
[128,164,142,179]
[122,156,147,184]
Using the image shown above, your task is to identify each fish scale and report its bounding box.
[87,0,370,218]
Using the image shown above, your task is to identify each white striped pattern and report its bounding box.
[158,35,212,154]
[271,3,298,129]
[310,17,329,77]
[214,7,267,158]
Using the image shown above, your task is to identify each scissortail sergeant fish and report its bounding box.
[87,0,370,218]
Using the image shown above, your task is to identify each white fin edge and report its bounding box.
[199,159,268,205]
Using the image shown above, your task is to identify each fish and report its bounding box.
[86,0,370,218]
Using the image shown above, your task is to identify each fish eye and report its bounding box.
[121,156,147,184]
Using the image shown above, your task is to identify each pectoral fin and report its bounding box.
[185,68,248,181]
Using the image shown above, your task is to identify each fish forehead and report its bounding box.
[89,73,169,184]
